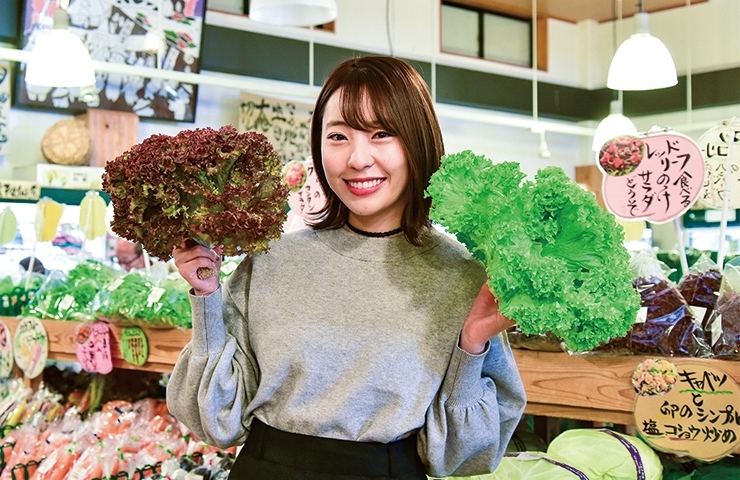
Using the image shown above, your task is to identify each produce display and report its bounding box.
[677,254,722,339]
[24,260,117,321]
[705,256,740,358]
[426,151,640,352]
[102,126,289,271]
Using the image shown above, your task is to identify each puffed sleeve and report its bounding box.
[419,332,526,478]
[166,257,260,448]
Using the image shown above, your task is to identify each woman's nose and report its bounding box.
[346,140,374,170]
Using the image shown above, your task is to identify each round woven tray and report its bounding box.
[41,118,92,166]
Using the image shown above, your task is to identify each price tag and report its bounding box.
[0,321,13,378]
[120,327,148,367]
[75,321,113,374]
[635,307,649,324]
[13,317,48,379]
[146,287,165,305]
[633,358,740,461]
[599,132,705,224]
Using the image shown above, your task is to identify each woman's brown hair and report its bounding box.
[307,55,444,246]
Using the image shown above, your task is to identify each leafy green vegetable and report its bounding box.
[426,150,640,351]
[102,126,289,260]
[92,272,192,329]
[24,260,117,321]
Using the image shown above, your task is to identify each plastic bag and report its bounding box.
[92,271,192,329]
[593,252,711,357]
[677,253,722,345]
[704,256,740,359]
[628,252,712,357]
[23,260,117,321]
[506,325,565,352]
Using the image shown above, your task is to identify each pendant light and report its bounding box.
[592,100,638,151]
[25,0,95,88]
[607,0,677,91]
[249,0,337,27]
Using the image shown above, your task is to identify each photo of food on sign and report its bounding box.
[599,131,705,224]
[283,158,326,233]
[599,135,645,176]
[631,358,678,397]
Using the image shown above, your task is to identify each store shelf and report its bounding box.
[513,349,740,425]
[0,316,189,374]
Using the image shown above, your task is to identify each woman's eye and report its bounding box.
[327,133,347,141]
[373,131,392,139]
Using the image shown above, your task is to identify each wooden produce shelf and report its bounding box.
[1,316,191,374]
[513,349,740,425]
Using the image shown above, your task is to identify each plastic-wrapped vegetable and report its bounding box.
[677,253,722,344]
[705,256,740,359]
[92,271,192,329]
[24,260,117,321]
[547,429,662,480]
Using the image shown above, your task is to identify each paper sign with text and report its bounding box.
[633,359,740,461]
[599,133,705,223]
[0,321,13,378]
[0,61,9,157]
[75,321,113,374]
[696,123,740,210]
[13,317,48,379]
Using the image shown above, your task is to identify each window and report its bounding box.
[441,2,533,68]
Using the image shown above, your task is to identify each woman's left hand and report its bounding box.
[459,283,515,355]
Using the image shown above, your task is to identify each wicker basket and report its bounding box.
[41,118,92,166]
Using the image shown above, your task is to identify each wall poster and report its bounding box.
[17,0,206,122]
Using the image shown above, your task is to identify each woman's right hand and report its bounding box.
[173,240,223,296]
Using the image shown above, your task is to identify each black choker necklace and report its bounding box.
[346,222,403,238]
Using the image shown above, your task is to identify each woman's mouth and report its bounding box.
[345,178,384,195]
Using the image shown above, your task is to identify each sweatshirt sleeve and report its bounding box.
[166,258,259,448]
[419,332,526,478]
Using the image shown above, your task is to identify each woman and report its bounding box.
[166,55,526,479]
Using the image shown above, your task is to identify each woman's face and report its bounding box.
[321,90,408,231]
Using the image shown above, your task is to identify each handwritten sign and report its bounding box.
[0,321,13,378]
[0,61,9,157]
[285,158,327,233]
[120,327,148,367]
[12,317,48,379]
[696,123,740,209]
[0,181,40,201]
[75,322,113,374]
[600,133,705,224]
[633,359,740,461]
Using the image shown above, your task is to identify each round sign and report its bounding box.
[696,122,740,210]
[0,321,14,378]
[13,317,48,379]
[633,358,740,462]
[600,131,705,224]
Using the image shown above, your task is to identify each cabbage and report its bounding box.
[429,453,588,480]
[547,429,662,480]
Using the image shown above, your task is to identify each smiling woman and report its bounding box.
[166,55,526,480]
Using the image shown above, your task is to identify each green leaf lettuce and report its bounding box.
[426,150,640,351]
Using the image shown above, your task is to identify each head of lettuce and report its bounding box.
[425,150,640,352]
[102,126,289,262]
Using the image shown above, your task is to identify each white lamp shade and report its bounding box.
[606,13,677,91]
[250,0,337,27]
[25,29,95,88]
[592,101,638,151]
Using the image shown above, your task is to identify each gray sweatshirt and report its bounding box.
[166,227,526,477]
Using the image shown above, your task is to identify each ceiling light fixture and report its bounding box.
[25,0,95,88]
[592,100,638,151]
[606,0,677,91]
[249,0,337,27]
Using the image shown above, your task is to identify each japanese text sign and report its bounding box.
[633,358,740,461]
[75,321,112,374]
[696,123,740,209]
[0,61,9,157]
[12,317,48,379]
[599,133,705,223]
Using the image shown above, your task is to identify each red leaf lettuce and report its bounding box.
[103,126,288,260]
